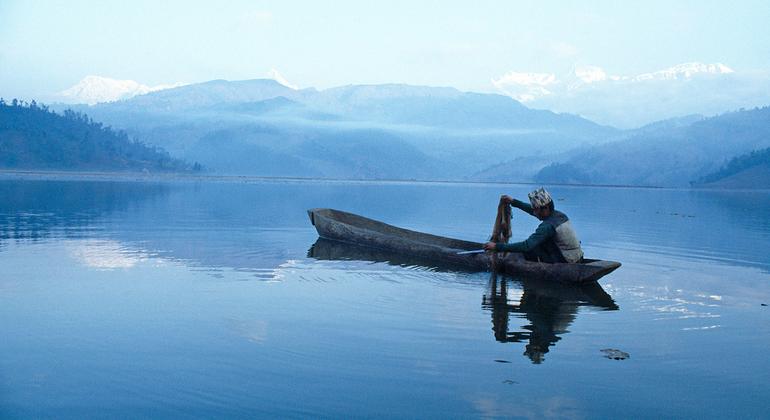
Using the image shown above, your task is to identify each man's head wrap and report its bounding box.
[528,187,553,208]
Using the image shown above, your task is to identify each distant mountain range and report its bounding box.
[492,62,770,128]
[11,74,770,189]
[515,107,770,187]
[54,79,617,180]
[58,76,185,105]
[494,63,735,100]
[56,62,770,132]
[55,72,300,106]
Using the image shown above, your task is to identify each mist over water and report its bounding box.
[1,178,769,418]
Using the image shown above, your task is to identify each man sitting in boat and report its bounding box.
[483,188,584,263]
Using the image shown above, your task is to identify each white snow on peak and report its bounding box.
[58,75,183,105]
[492,62,736,102]
[633,62,735,81]
[491,71,557,102]
[267,68,299,90]
[572,65,608,84]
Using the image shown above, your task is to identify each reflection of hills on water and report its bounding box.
[483,272,617,364]
[1,180,320,276]
[308,238,618,364]
[0,180,169,245]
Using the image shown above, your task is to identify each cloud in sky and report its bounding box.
[238,10,273,25]
[2,1,770,100]
[251,10,273,23]
[549,41,580,58]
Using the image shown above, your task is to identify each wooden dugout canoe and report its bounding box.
[307,208,621,284]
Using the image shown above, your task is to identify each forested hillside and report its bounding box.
[0,99,197,172]
[693,146,770,188]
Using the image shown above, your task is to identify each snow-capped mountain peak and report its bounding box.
[633,62,735,81]
[490,61,756,128]
[572,65,608,84]
[490,71,557,102]
[267,69,299,90]
[58,75,183,105]
[492,61,737,104]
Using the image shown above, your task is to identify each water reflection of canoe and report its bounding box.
[308,237,618,364]
[307,208,621,284]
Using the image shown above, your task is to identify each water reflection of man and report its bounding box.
[483,188,583,263]
[484,274,578,363]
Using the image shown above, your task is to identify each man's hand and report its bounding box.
[500,195,513,205]
[484,241,497,252]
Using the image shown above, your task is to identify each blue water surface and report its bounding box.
[1,178,769,418]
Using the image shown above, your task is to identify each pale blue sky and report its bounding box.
[2,0,770,99]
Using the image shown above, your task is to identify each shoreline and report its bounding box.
[0,169,765,191]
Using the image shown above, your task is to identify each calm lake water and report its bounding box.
[1,178,769,418]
